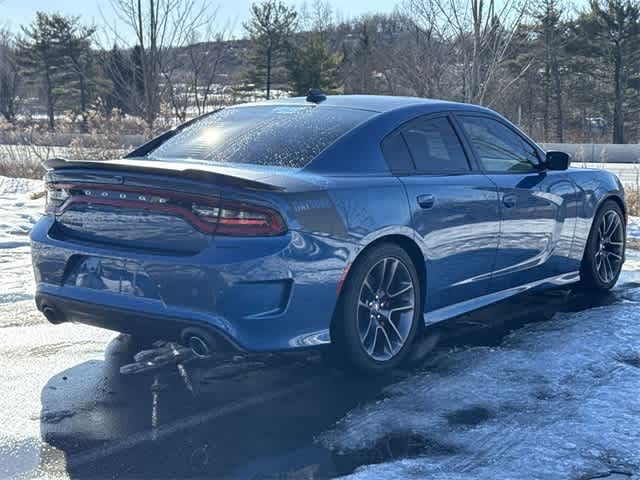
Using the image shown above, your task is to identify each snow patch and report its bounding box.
[0,176,44,304]
[627,216,640,242]
[0,176,42,195]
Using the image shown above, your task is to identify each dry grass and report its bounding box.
[0,144,46,179]
[626,189,640,217]
[624,162,640,217]
[0,123,139,179]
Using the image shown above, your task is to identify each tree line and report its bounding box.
[0,0,639,144]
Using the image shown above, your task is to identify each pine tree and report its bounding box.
[0,29,20,124]
[535,0,566,142]
[17,12,73,130]
[287,33,342,95]
[57,20,108,132]
[572,0,640,143]
[244,0,298,99]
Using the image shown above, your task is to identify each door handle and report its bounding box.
[417,194,435,209]
[502,194,517,209]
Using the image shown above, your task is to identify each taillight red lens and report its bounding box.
[192,201,286,236]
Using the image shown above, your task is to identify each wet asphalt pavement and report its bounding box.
[2,275,637,480]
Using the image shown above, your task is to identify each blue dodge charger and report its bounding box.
[30,94,626,374]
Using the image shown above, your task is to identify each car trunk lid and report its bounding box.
[44,158,292,254]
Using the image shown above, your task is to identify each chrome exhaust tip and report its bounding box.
[187,335,211,358]
[181,328,216,358]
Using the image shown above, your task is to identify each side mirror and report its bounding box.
[545,151,570,171]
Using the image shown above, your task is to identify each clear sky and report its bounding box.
[1,0,400,41]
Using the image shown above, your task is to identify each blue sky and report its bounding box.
[1,0,399,40]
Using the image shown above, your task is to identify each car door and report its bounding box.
[455,114,578,293]
[381,113,501,316]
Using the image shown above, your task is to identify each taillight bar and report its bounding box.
[46,183,287,237]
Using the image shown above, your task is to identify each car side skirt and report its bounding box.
[424,271,581,326]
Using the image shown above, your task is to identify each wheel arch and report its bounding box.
[583,194,626,263]
[579,194,626,290]
[602,194,627,224]
[330,234,426,339]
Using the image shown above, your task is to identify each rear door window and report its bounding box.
[146,105,374,169]
[403,117,470,173]
[382,116,470,174]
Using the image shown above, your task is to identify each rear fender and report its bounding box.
[568,169,626,266]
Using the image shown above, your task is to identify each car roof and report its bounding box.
[236,94,494,115]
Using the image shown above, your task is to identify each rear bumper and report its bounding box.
[30,216,347,352]
[35,290,243,352]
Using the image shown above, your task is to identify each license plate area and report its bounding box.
[64,256,161,299]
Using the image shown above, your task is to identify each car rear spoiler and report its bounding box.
[43,158,285,192]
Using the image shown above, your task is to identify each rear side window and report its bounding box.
[381,131,414,172]
[146,105,374,168]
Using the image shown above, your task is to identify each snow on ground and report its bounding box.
[321,255,640,480]
[628,216,640,243]
[0,176,43,305]
[0,176,113,478]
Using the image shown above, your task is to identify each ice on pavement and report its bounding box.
[0,176,43,304]
[321,283,640,479]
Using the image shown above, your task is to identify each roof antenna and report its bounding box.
[306,88,326,104]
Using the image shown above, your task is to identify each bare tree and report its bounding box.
[167,19,231,122]
[106,0,211,128]
[392,4,451,98]
[0,29,20,123]
[299,0,334,38]
[429,0,530,105]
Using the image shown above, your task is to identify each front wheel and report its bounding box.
[580,200,625,291]
[332,243,422,375]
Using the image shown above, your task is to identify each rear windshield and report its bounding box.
[145,105,374,168]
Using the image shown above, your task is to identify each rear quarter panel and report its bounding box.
[280,174,414,283]
[267,173,413,346]
[566,167,626,270]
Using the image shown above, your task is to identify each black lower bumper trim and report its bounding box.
[35,293,243,353]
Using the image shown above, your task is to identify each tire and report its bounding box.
[332,243,422,375]
[579,199,625,291]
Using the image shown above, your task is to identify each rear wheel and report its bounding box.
[332,243,422,374]
[580,200,625,291]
